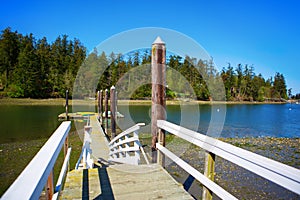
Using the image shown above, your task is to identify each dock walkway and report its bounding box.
[61,115,193,199]
[89,115,109,162]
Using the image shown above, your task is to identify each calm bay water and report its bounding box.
[0,103,299,144]
[0,105,63,144]
[117,103,300,138]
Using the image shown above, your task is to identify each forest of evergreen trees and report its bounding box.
[0,27,294,101]
[0,28,86,98]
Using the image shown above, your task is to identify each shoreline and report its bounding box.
[0,98,288,106]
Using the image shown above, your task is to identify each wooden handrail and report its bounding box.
[2,121,71,200]
[157,120,300,197]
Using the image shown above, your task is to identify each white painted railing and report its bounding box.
[52,147,72,200]
[75,125,94,169]
[157,120,300,199]
[2,121,71,200]
[108,123,149,165]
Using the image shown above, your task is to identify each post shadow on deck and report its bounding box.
[95,166,115,200]
[82,169,89,200]
[183,175,195,191]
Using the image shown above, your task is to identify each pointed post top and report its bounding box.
[153,36,165,45]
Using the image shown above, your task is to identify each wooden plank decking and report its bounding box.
[61,164,192,199]
[89,115,110,162]
[61,115,193,200]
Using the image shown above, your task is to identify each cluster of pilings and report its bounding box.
[96,86,117,139]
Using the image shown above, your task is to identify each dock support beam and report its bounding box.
[110,86,116,139]
[202,152,216,200]
[151,36,166,163]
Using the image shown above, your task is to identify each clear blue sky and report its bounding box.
[1,0,299,94]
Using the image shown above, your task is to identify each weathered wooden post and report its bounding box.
[65,90,69,120]
[151,36,166,163]
[157,128,165,167]
[99,90,103,124]
[105,89,109,134]
[97,90,100,120]
[45,170,54,199]
[110,86,116,138]
[64,90,69,160]
[64,136,69,160]
[202,152,216,200]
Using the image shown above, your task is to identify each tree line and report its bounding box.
[0,27,86,98]
[75,49,290,101]
[0,27,293,101]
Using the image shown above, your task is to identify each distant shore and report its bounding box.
[0,98,288,106]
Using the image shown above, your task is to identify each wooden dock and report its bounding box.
[61,115,193,199]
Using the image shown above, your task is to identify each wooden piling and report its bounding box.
[202,151,216,200]
[64,90,69,160]
[65,90,69,120]
[99,90,103,124]
[105,89,109,134]
[97,90,100,119]
[110,86,116,138]
[151,36,166,162]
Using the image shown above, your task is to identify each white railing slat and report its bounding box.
[157,120,300,195]
[109,146,140,155]
[109,123,145,145]
[108,123,145,165]
[158,120,300,183]
[110,136,139,149]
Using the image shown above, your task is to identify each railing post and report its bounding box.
[45,170,54,200]
[151,36,166,163]
[110,86,116,139]
[105,89,109,134]
[64,136,69,158]
[157,128,165,167]
[63,136,69,171]
[202,151,216,200]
